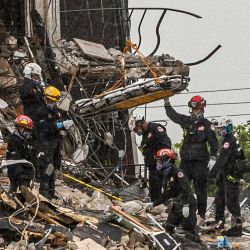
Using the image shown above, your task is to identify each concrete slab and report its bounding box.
[73,38,114,62]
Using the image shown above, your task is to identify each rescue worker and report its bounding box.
[128,114,171,202]
[19,63,45,127]
[145,148,200,242]
[19,63,45,177]
[6,115,34,192]
[212,116,245,236]
[36,85,74,199]
[163,96,219,220]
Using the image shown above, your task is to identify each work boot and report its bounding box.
[223,226,242,237]
[163,222,175,234]
[185,231,201,243]
[223,217,242,237]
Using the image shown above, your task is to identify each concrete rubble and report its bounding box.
[55,38,189,80]
[1,164,250,249]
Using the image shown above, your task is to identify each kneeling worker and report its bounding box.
[145,148,200,242]
[6,115,34,192]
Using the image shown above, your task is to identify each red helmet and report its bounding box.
[188,95,206,109]
[15,115,33,130]
[155,148,177,161]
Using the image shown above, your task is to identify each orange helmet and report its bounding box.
[15,115,33,130]
[188,95,206,109]
[155,148,177,161]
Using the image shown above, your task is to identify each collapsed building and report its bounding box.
[2,1,250,250]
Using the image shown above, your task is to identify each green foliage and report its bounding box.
[234,121,250,188]
[234,121,250,158]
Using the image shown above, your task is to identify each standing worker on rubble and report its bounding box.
[19,63,45,127]
[6,115,34,192]
[36,85,74,199]
[128,114,171,202]
[145,148,200,243]
[19,63,46,176]
[211,116,245,236]
[163,96,219,221]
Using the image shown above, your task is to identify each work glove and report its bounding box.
[63,120,74,129]
[45,163,54,176]
[182,204,189,218]
[164,96,170,104]
[143,202,154,211]
[207,156,216,171]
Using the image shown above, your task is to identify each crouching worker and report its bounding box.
[145,148,200,242]
[37,86,74,199]
[6,115,34,192]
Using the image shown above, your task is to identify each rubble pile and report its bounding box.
[55,38,189,80]
[1,172,250,249]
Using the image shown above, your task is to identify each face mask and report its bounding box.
[157,159,173,176]
[162,165,172,176]
[47,103,56,110]
[156,160,162,170]
[22,130,31,139]
[219,124,232,138]
[219,128,225,137]
[136,129,143,136]
[191,109,204,120]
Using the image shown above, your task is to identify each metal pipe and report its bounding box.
[148,9,167,56]
[137,9,147,51]
[60,7,202,19]
[185,45,222,66]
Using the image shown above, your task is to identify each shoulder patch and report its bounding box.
[177,172,184,178]
[223,142,230,149]
[157,126,164,132]
[198,126,204,131]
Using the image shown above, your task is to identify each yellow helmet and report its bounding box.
[44,86,61,102]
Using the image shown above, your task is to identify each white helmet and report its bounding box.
[128,114,144,131]
[134,114,144,122]
[217,116,233,128]
[23,63,42,79]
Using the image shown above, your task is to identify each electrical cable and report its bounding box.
[136,101,250,109]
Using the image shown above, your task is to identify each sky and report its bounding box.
[128,0,250,162]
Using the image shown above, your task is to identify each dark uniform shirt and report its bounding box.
[19,78,45,124]
[6,132,32,161]
[213,133,245,179]
[6,132,33,182]
[37,104,62,140]
[153,167,195,207]
[140,122,171,167]
[164,103,218,160]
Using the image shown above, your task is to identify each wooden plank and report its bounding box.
[74,38,114,62]
[110,205,152,232]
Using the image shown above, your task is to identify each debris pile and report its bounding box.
[55,38,189,80]
[1,172,250,249]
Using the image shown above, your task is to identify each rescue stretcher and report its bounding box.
[74,75,189,118]
[110,205,181,250]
